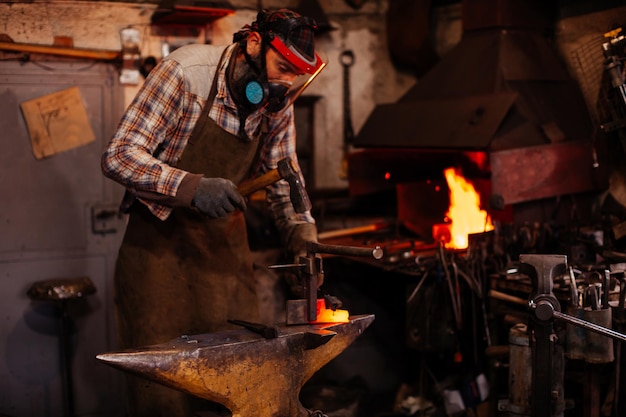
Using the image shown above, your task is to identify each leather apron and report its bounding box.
[114,49,263,417]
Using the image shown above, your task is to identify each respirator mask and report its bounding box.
[232,10,327,114]
[238,66,296,114]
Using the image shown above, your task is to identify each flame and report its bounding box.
[310,299,350,324]
[443,167,493,249]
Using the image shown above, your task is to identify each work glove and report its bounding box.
[284,222,324,296]
[191,177,246,218]
[287,222,318,258]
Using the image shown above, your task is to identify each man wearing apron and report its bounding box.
[101,9,324,416]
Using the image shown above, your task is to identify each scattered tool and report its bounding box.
[227,319,280,339]
[317,221,391,240]
[569,266,579,307]
[338,49,355,180]
[586,285,600,310]
[323,294,343,310]
[237,157,311,213]
[602,270,611,310]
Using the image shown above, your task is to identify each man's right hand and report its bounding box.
[192,177,247,218]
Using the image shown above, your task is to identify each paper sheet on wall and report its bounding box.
[20,86,96,159]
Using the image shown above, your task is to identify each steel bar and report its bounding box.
[553,310,626,343]
[307,241,383,259]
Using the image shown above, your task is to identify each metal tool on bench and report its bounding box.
[270,240,384,324]
[565,266,586,360]
[96,315,375,417]
[227,319,280,339]
[237,157,311,213]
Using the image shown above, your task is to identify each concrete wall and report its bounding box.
[2,1,625,188]
[0,0,416,190]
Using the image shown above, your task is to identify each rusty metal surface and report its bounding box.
[355,29,592,151]
[97,314,375,417]
[355,92,517,150]
[490,140,608,205]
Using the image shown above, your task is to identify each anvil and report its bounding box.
[96,314,375,417]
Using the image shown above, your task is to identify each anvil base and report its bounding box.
[97,314,375,417]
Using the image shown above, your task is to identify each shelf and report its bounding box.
[151,2,234,26]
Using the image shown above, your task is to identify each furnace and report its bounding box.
[352,0,607,207]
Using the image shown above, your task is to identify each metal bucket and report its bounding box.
[583,307,614,364]
[565,306,586,360]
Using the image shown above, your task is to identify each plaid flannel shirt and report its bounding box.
[101,43,313,229]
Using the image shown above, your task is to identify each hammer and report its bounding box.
[237,158,311,213]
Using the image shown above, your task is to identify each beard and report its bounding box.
[226,45,291,114]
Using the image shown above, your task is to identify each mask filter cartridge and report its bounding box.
[245,80,265,105]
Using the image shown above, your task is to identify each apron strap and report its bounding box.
[186,47,231,144]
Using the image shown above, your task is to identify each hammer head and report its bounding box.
[277,158,312,214]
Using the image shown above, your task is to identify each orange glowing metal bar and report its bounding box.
[310,299,349,324]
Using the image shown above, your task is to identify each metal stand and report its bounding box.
[27,277,96,417]
[519,254,567,417]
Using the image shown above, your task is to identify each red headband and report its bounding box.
[268,34,323,75]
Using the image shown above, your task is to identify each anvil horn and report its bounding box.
[96,314,375,417]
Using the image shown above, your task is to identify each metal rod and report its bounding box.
[487,287,626,344]
[307,242,383,259]
[58,301,75,417]
[553,310,626,343]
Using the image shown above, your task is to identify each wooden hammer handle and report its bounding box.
[488,289,528,306]
[237,168,282,196]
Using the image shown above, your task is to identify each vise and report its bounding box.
[500,254,626,417]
